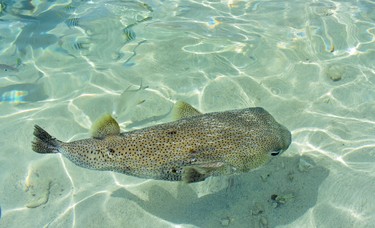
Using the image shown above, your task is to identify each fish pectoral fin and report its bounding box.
[182,162,224,183]
[172,101,202,120]
[91,114,120,139]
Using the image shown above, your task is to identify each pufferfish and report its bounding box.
[32,101,291,183]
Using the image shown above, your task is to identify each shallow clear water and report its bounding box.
[0,0,374,227]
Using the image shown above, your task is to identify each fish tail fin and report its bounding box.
[32,125,60,154]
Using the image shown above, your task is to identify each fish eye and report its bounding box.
[270,149,282,156]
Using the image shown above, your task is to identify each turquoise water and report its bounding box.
[1,0,375,227]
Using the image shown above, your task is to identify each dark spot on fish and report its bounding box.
[189,149,196,153]
[167,130,177,135]
[108,148,115,154]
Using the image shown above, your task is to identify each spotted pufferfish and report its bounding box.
[32,101,291,183]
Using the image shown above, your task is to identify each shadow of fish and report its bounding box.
[32,101,291,183]
[11,6,72,54]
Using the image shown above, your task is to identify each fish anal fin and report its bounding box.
[182,167,208,183]
[91,114,120,139]
[182,162,224,183]
[172,101,202,120]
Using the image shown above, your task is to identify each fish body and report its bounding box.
[1,90,28,104]
[12,7,70,54]
[0,83,47,103]
[0,64,19,73]
[123,27,136,43]
[32,102,291,183]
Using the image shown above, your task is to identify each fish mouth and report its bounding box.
[281,125,292,151]
[271,125,292,157]
[283,127,292,151]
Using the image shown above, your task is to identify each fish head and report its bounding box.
[234,108,292,172]
[267,124,292,157]
[242,107,291,160]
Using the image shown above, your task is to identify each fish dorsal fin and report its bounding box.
[172,101,202,120]
[91,114,120,139]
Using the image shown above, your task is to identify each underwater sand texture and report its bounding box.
[1,0,375,227]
